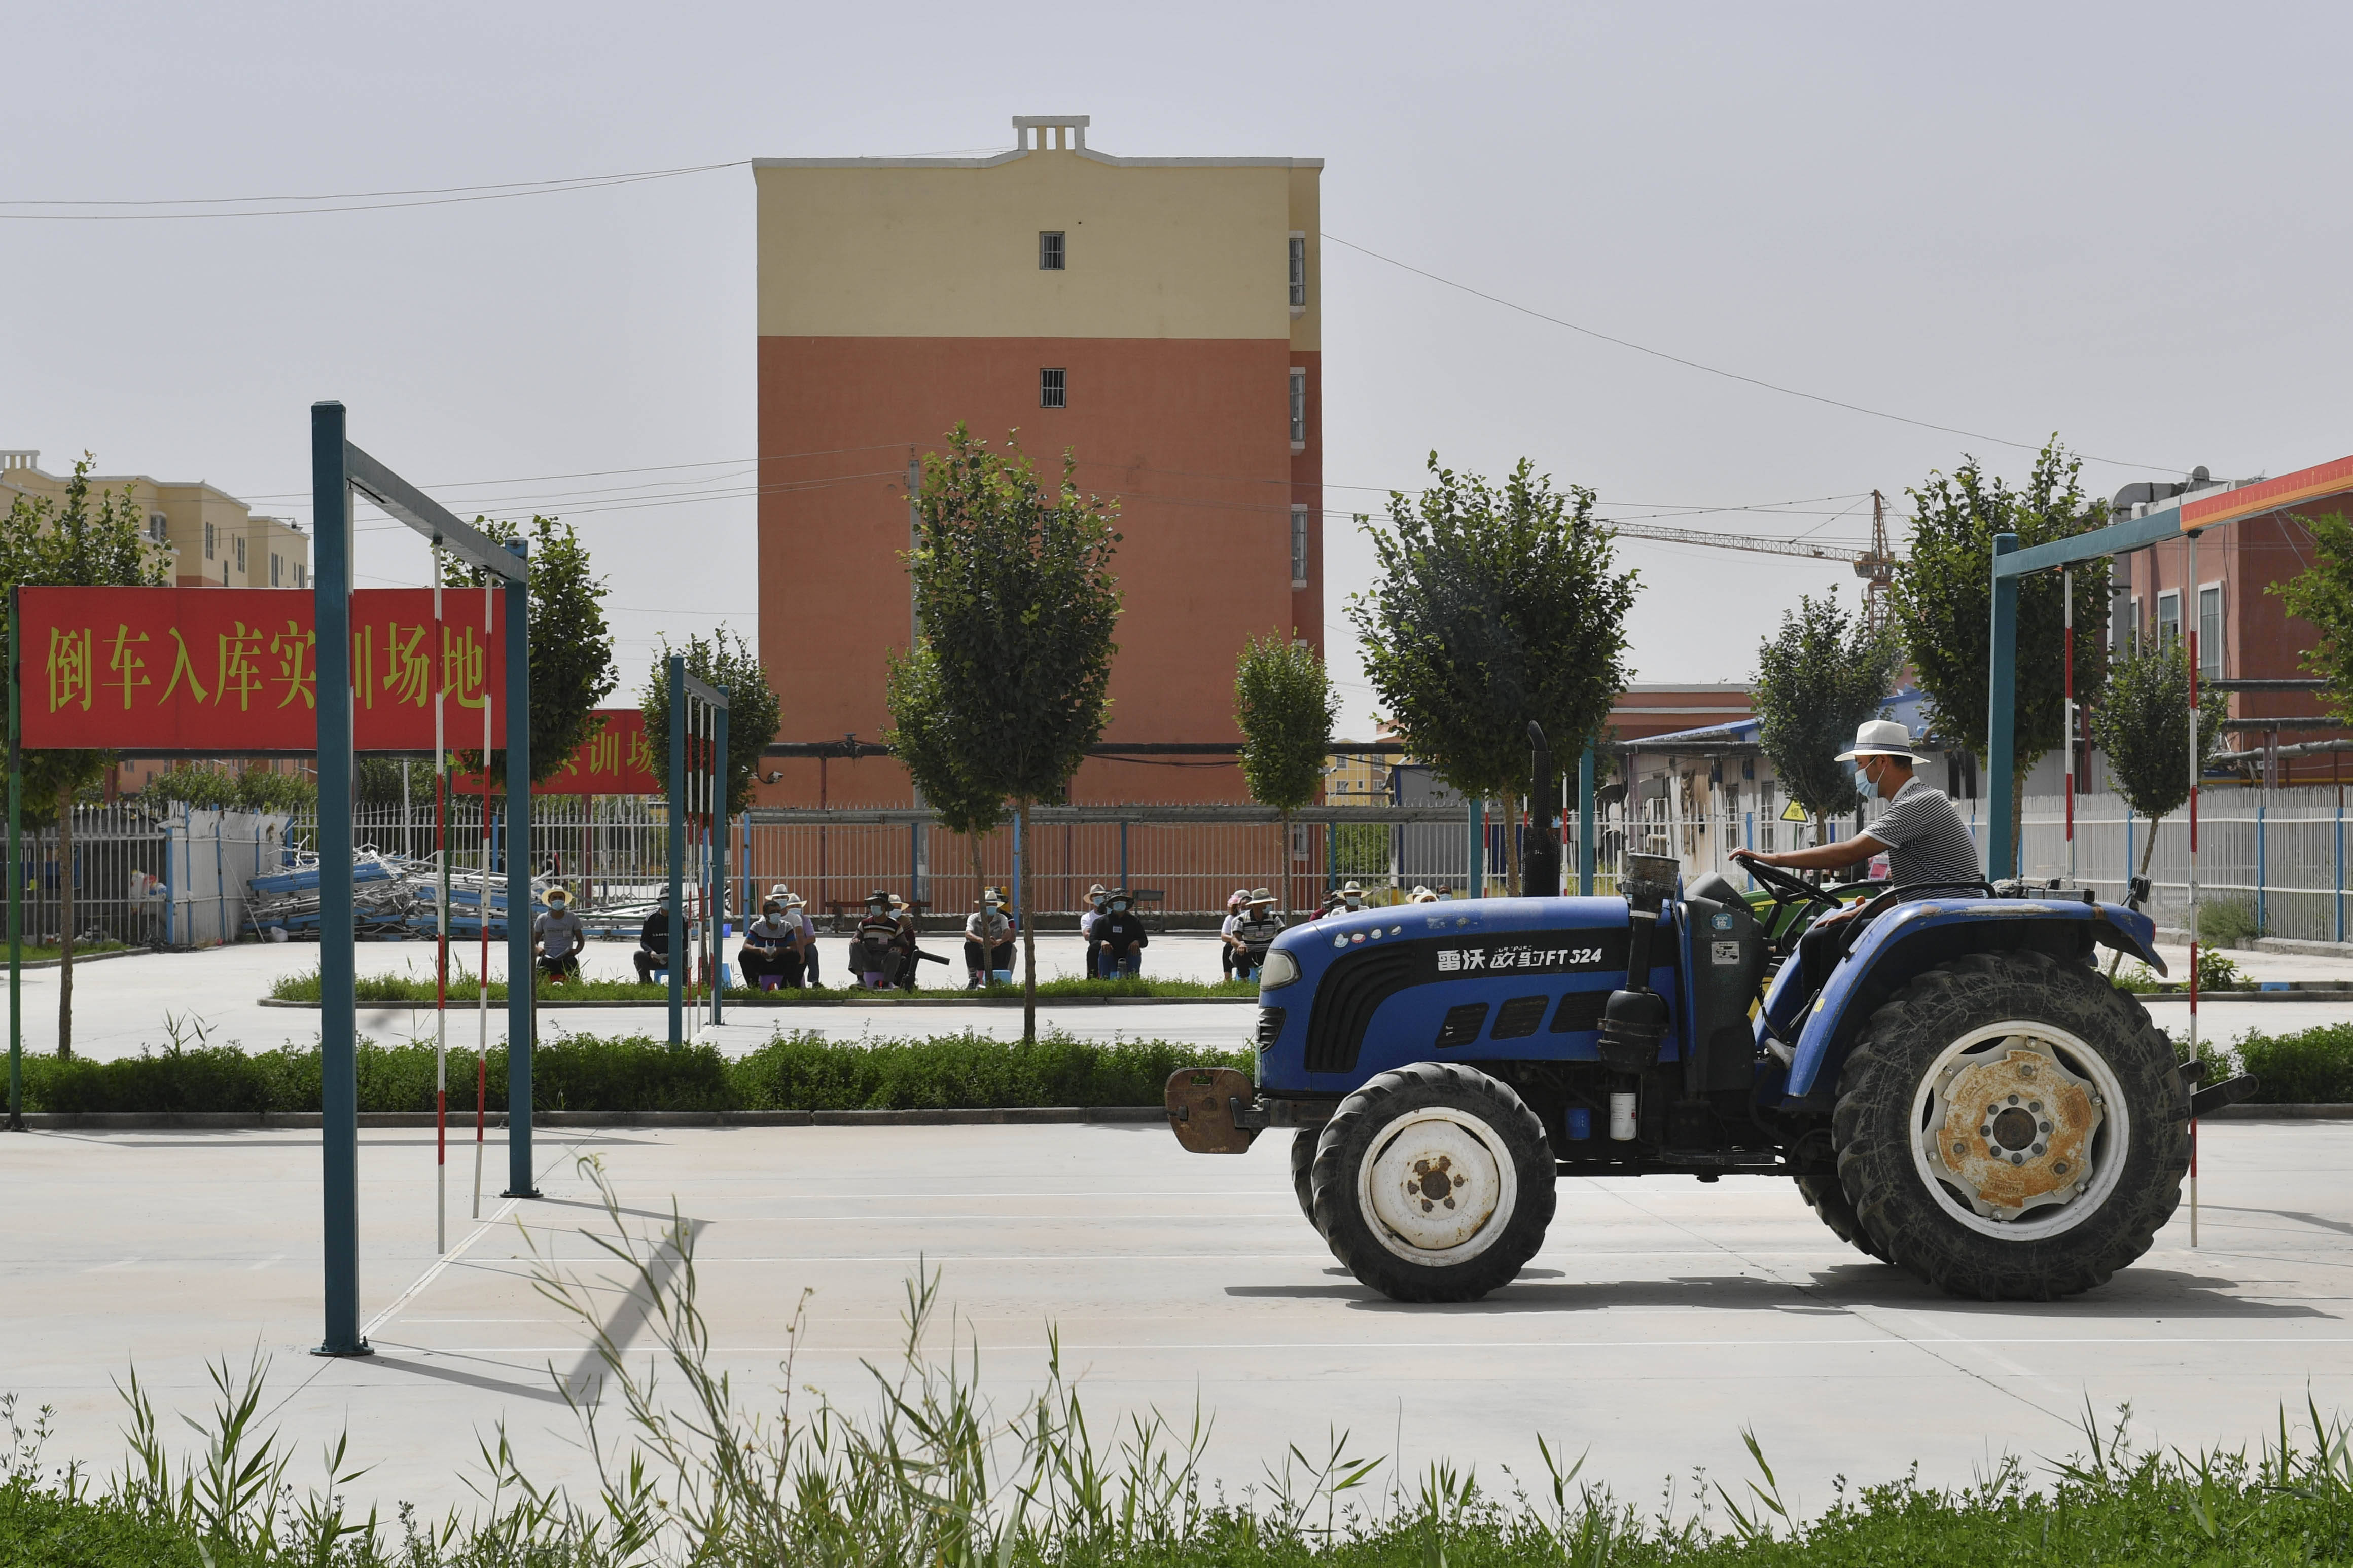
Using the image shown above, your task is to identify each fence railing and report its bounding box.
[198,786,2353,944]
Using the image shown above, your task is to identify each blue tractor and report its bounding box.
[1167,852,2255,1303]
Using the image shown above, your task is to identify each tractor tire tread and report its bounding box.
[1833,949,2186,1301]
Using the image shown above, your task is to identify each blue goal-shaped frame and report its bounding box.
[311,401,533,1358]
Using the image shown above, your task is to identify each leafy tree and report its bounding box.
[1752,590,1901,847]
[883,644,1007,901]
[1891,439,2112,863]
[441,514,617,786]
[147,762,317,813]
[1234,633,1335,916]
[355,757,436,812]
[2271,511,2353,726]
[638,629,782,819]
[0,456,172,1057]
[2086,639,2228,967]
[908,425,1121,1040]
[1347,454,1636,894]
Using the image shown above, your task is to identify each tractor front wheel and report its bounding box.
[1310,1062,1555,1303]
[1795,1174,1884,1261]
[1833,950,2187,1300]
[1289,1127,1319,1229]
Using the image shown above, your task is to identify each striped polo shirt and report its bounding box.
[1864,775,1982,895]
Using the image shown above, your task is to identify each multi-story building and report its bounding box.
[2106,457,2353,782]
[0,449,309,590]
[753,115,1323,805]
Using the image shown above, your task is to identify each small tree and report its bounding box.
[883,644,1007,903]
[1347,455,1636,894]
[1752,590,1901,854]
[1892,440,2112,864]
[443,515,617,786]
[909,425,1120,1040]
[2271,510,2353,726]
[1,456,171,1057]
[638,630,783,818]
[1234,633,1335,916]
[2087,637,2229,966]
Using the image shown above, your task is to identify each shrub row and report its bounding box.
[8,1030,1249,1115]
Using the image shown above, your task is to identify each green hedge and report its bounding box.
[9,1030,1246,1114]
[2227,1023,2353,1104]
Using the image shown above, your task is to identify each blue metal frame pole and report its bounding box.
[6,589,19,1133]
[1985,532,2021,882]
[712,701,727,1026]
[501,543,534,1199]
[310,402,366,1357]
[1577,746,1596,895]
[667,657,684,1044]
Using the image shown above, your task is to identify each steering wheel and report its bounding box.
[1730,851,1842,913]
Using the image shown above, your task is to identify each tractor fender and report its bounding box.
[1778,897,2165,1106]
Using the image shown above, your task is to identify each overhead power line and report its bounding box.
[1321,232,2177,475]
[0,160,746,220]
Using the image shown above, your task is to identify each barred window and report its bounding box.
[1040,368,1066,409]
[1039,231,1065,270]
[2198,584,2224,678]
[1290,505,1309,588]
[1288,234,1306,308]
[203,520,215,559]
[1289,368,1306,446]
[234,536,246,574]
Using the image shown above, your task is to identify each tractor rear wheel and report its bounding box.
[1795,1174,1884,1261]
[1833,950,2187,1301]
[1310,1062,1555,1303]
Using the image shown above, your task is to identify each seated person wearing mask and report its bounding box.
[632,896,672,984]
[888,893,922,991]
[964,888,1015,988]
[533,885,586,983]
[850,891,901,989]
[771,884,818,985]
[739,899,804,990]
[1079,884,1111,977]
[1731,718,1981,996]
[1096,889,1149,976]
[1218,889,1250,979]
[1229,889,1286,979]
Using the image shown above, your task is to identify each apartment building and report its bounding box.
[0,449,309,589]
[753,115,1323,805]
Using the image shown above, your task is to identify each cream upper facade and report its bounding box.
[754,116,1321,349]
[0,450,309,589]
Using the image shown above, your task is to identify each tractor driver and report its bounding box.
[1730,718,1981,995]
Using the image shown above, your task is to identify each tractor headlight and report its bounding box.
[1259,949,1301,989]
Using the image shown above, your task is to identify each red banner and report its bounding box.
[19,587,507,753]
[454,709,661,795]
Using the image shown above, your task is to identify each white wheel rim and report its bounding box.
[1356,1106,1518,1265]
[1907,1019,2129,1241]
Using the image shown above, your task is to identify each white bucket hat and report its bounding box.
[1834,718,1928,764]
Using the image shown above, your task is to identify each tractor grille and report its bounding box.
[1491,995,1549,1040]
[1303,945,1418,1074]
[1256,1007,1286,1051]
[1436,1003,1490,1048]
[1551,989,1609,1033]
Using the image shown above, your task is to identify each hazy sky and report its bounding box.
[6,1,2346,736]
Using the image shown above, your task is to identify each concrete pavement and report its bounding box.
[4,1118,2349,1522]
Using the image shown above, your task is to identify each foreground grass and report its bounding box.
[267,963,1256,1003]
[9,1026,1247,1113]
[11,1159,2353,1564]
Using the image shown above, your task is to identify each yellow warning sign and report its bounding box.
[1780,799,1810,823]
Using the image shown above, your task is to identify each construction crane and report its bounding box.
[1598,488,1900,617]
